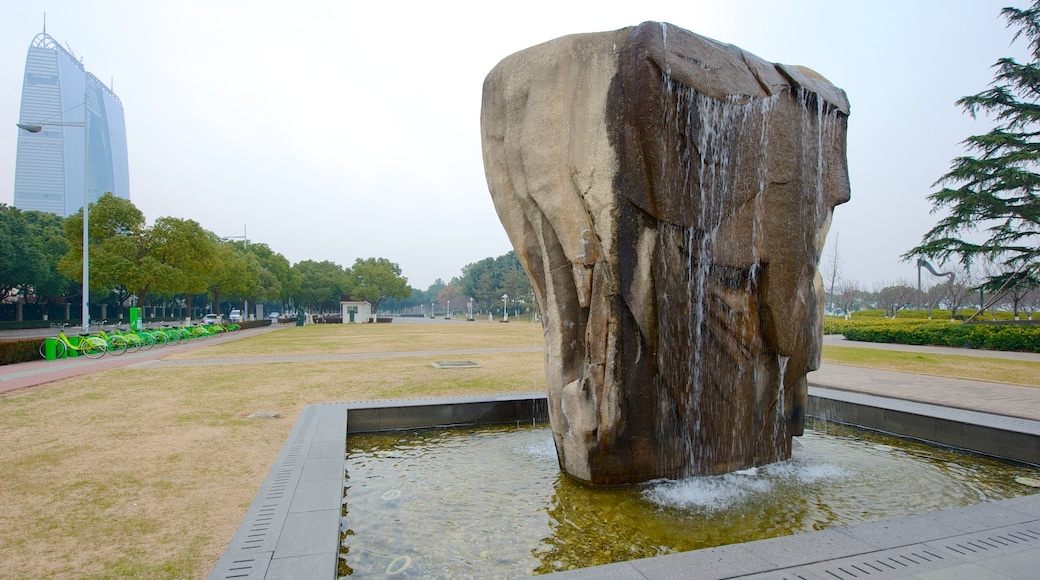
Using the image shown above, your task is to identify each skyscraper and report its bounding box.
[13,31,129,217]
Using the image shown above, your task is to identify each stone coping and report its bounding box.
[210,392,1040,579]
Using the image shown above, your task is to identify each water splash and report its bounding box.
[644,457,848,512]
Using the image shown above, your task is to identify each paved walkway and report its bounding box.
[0,324,286,394]
[812,335,1040,422]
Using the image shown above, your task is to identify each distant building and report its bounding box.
[13,31,129,216]
[339,296,373,323]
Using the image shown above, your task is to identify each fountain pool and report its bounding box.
[339,421,1040,578]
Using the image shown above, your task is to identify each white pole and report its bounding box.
[81,91,89,334]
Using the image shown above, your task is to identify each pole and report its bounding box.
[81,91,89,333]
[19,96,91,331]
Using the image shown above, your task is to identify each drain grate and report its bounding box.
[209,406,318,579]
[429,360,481,369]
[795,523,1040,579]
[941,526,1040,558]
[811,548,948,579]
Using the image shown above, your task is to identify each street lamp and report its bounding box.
[17,96,90,333]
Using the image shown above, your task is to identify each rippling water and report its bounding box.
[339,422,1039,578]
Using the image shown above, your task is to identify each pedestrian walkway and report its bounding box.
[812,335,1040,422]
[0,324,284,394]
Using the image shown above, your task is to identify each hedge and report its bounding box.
[838,320,1040,353]
[0,338,41,366]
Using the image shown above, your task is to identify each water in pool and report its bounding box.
[339,421,1039,577]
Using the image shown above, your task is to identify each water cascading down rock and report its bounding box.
[481,22,851,486]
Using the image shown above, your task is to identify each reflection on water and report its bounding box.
[339,422,1039,578]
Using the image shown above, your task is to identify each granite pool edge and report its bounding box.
[209,390,1040,579]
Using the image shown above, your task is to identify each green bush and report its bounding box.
[840,320,1040,352]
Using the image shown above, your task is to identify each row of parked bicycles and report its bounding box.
[39,320,241,360]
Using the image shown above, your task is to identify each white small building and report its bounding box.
[339,296,373,323]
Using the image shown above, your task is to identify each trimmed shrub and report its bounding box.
[840,320,1040,353]
[0,338,43,365]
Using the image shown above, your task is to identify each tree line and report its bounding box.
[0,194,413,320]
[1,193,539,321]
[380,251,535,317]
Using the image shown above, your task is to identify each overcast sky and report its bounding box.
[0,1,1030,291]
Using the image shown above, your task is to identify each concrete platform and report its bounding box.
[210,391,1040,580]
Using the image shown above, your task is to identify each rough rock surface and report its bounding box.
[481,22,850,485]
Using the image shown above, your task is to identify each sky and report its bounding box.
[0,0,1031,291]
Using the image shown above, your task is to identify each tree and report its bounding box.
[906,3,1040,290]
[22,210,72,301]
[823,232,843,314]
[1022,284,1040,319]
[293,260,350,313]
[236,243,292,314]
[944,277,977,320]
[456,251,534,313]
[980,268,1040,319]
[347,257,411,314]
[58,193,153,315]
[148,217,218,319]
[0,204,51,301]
[875,281,918,318]
[835,279,862,318]
[205,241,254,315]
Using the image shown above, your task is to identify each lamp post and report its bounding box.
[18,96,90,333]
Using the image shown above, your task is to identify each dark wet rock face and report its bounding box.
[481,22,850,485]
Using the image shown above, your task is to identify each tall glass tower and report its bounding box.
[13,32,129,216]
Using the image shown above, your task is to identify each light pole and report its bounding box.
[18,95,90,333]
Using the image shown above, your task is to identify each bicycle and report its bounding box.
[113,325,156,351]
[95,323,131,356]
[217,321,241,334]
[156,324,182,345]
[190,323,214,340]
[38,324,108,359]
[138,325,170,347]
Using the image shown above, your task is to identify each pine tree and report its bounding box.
[906,2,1040,288]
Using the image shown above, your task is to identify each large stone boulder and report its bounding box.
[481,22,850,486]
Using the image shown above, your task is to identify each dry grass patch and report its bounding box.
[821,346,1040,388]
[0,323,546,579]
[167,321,545,359]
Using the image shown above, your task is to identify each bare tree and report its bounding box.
[980,259,1039,320]
[876,280,918,318]
[924,284,946,319]
[943,267,978,321]
[836,278,861,318]
[822,232,842,314]
[1022,286,1040,320]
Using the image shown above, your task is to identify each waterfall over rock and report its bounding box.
[481,22,850,486]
